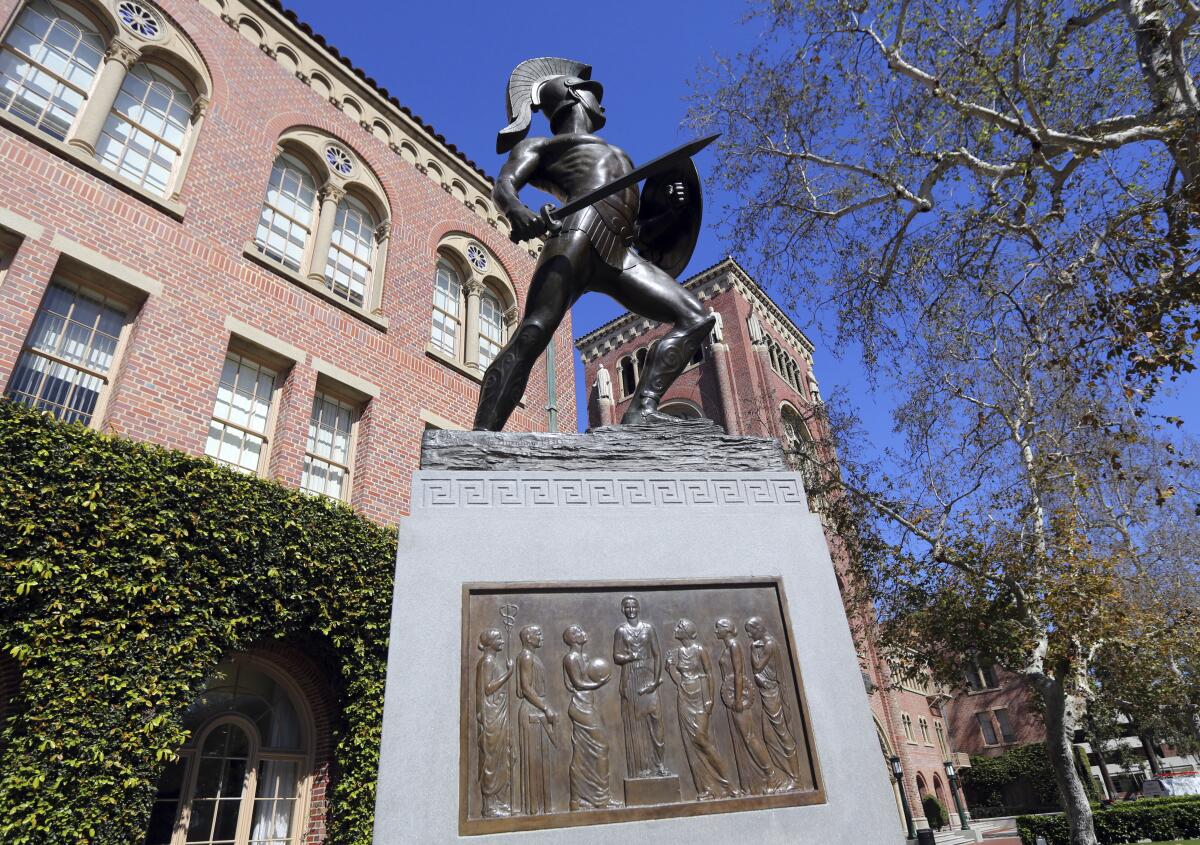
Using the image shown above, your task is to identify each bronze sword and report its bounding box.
[537,133,719,234]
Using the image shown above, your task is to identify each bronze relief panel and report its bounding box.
[459,578,825,834]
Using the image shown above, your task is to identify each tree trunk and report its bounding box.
[1139,733,1163,774]
[1088,718,1118,801]
[1120,0,1200,203]
[1039,678,1099,845]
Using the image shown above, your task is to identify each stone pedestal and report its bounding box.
[372,420,903,843]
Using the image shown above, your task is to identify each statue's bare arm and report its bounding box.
[494,138,548,243]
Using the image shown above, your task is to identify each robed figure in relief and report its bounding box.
[516,624,557,815]
[665,618,736,800]
[613,596,668,778]
[747,616,801,782]
[475,628,514,817]
[562,625,616,810]
[715,618,794,795]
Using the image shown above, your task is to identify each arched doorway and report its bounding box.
[933,773,951,827]
[145,655,316,845]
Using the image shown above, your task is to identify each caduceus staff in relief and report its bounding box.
[499,602,519,786]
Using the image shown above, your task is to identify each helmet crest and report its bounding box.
[497,57,600,153]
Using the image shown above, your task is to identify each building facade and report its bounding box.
[577,256,970,834]
[0,0,575,841]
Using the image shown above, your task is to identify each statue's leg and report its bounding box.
[594,261,715,424]
[472,234,592,431]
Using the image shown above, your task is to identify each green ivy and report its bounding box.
[0,401,396,844]
[960,742,1099,812]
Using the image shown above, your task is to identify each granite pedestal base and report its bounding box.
[371,466,904,844]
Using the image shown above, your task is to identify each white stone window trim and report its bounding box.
[114,0,162,42]
[476,286,506,370]
[94,59,195,197]
[322,192,377,310]
[5,273,138,427]
[901,712,916,744]
[154,656,316,845]
[204,346,285,478]
[0,0,211,216]
[254,151,318,273]
[427,239,518,380]
[0,0,105,140]
[246,134,391,329]
[301,384,361,503]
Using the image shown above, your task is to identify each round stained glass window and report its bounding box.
[466,244,487,272]
[325,146,353,176]
[117,1,160,38]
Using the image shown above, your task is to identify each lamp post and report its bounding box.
[944,760,971,831]
[891,755,917,840]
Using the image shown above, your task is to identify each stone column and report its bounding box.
[463,278,484,371]
[307,183,345,285]
[169,95,208,202]
[68,38,141,155]
[370,218,391,313]
[710,341,739,435]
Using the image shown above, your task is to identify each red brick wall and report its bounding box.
[948,667,1044,757]
[0,0,575,529]
[581,284,814,435]
[580,268,968,828]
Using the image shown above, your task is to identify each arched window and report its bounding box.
[919,717,931,745]
[145,658,311,845]
[901,713,914,742]
[477,288,504,369]
[781,405,819,500]
[0,0,104,140]
[619,356,635,397]
[323,193,375,308]
[255,152,318,272]
[430,258,462,357]
[95,61,194,196]
[635,346,648,377]
[660,400,701,419]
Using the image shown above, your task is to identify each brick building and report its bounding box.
[951,661,1200,808]
[577,256,972,835]
[0,0,574,840]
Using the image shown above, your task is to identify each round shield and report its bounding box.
[634,158,703,279]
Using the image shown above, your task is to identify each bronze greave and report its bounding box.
[625,315,715,410]
[472,323,546,431]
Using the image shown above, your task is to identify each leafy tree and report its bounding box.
[690,0,1199,392]
[692,4,1200,844]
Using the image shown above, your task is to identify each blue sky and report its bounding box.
[283,0,1190,441]
[281,0,892,435]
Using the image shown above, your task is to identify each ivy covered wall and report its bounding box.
[960,742,1100,815]
[0,401,396,844]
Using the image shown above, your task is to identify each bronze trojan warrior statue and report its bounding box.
[472,57,714,431]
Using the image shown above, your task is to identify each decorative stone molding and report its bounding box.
[373,219,391,243]
[104,39,142,69]
[191,96,210,121]
[418,474,807,509]
[462,278,486,298]
[317,184,346,204]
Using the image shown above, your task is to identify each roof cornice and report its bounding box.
[575,256,816,361]
[244,0,495,191]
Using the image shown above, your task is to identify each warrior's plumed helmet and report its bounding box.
[497,57,605,153]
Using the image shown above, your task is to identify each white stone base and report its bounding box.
[372,471,904,844]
